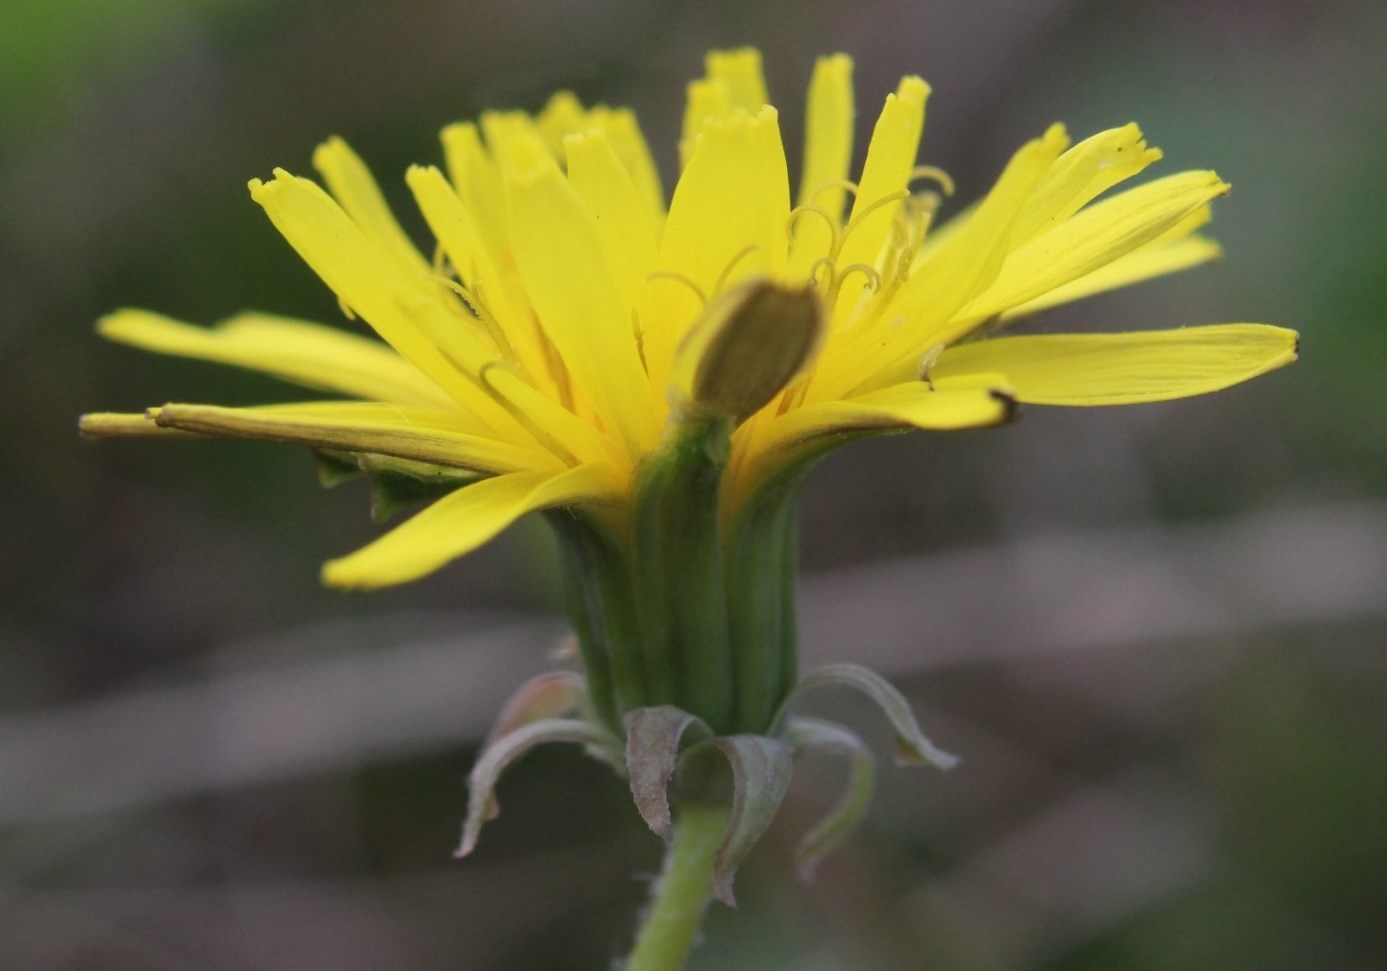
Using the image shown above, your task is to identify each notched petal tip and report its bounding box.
[247,167,297,201]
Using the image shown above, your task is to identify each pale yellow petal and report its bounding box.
[706,47,769,111]
[405,165,541,379]
[1001,234,1223,320]
[151,401,561,473]
[931,325,1298,405]
[440,121,509,259]
[481,366,629,473]
[536,90,588,156]
[732,375,1012,502]
[588,106,666,225]
[789,54,855,279]
[505,156,659,453]
[321,464,617,589]
[248,169,528,441]
[680,78,732,165]
[79,412,194,438]
[482,110,550,178]
[312,136,431,280]
[645,106,791,390]
[1011,124,1163,245]
[98,309,455,409]
[819,125,1068,398]
[966,170,1229,322]
[565,129,658,314]
[831,77,929,321]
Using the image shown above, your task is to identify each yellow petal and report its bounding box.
[831,76,929,322]
[1011,124,1163,245]
[820,125,1068,398]
[765,375,1013,449]
[645,106,791,390]
[248,170,504,418]
[482,110,552,181]
[789,54,855,279]
[151,401,562,473]
[537,90,589,156]
[98,309,455,409]
[1001,234,1223,320]
[966,170,1229,322]
[931,325,1299,405]
[505,156,658,453]
[565,129,658,314]
[405,165,541,379]
[440,121,509,259]
[312,137,431,280]
[706,47,769,111]
[322,464,617,589]
[79,412,194,438]
[733,375,1013,501]
[680,78,732,166]
[587,105,666,227]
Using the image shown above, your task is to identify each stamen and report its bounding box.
[908,165,955,196]
[837,189,911,257]
[711,243,760,298]
[630,308,649,373]
[807,256,837,289]
[337,295,357,321]
[917,344,945,390]
[429,275,517,367]
[809,178,860,202]
[786,204,840,248]
[475,360,582,467]
[646,271,709,308]
[836,263,882,293]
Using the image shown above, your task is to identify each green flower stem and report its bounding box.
[626,801,731,971]
[547,512,641,733]
[632,418,734,731]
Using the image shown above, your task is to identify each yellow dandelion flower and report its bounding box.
[82,49,1294,592]
[81,49,1301,943]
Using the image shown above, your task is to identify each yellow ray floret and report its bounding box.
[931,325,1297,405]
[322,465,618,589]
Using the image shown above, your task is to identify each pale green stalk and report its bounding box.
[625,802,731,971]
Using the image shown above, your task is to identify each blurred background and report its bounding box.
[3,0,1385,967]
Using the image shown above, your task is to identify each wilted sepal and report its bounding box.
[785,717,877,880]
[772,663,960,770]
[679,735,794,907]
[456,717,620,858]
[367,467,473,522]
[670,279,825,424]
[475,671,590,821]
[312,449,479,520]
[484,671,590,749]
[625,706,713,841]
[312,449,365,487]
